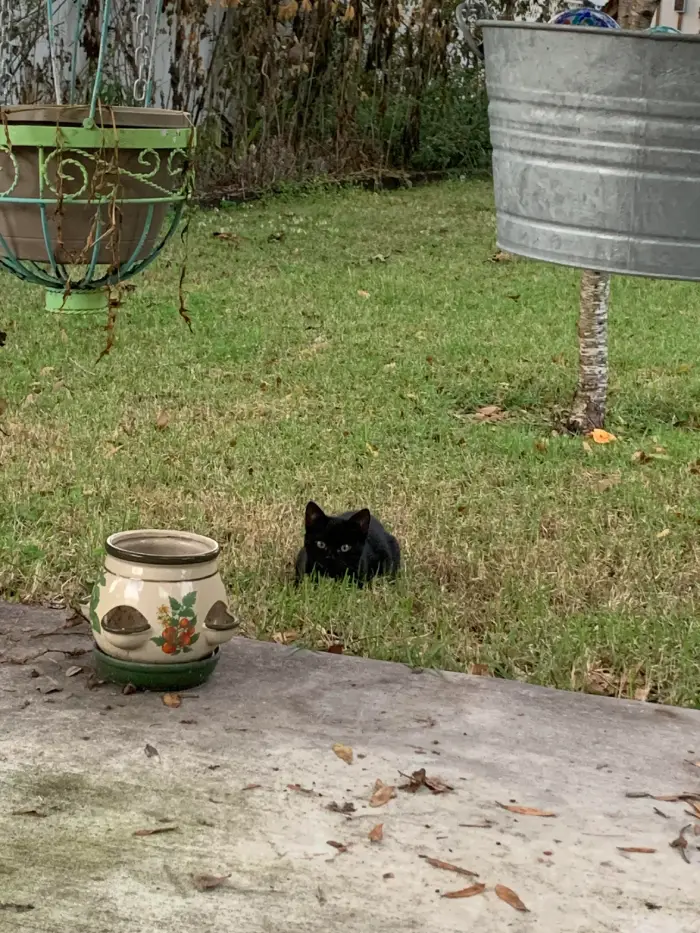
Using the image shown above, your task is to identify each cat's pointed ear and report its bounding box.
[349,508,371,536]
[305,500,326,529]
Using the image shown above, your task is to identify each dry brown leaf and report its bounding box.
[656,528,671,540]
[287,783,318,796]
[489,250,512,263]
[192,873,231,891]
[326,801,356,814]
[327,840,349,853]
[670,825,691,863]
[241,783,262,791]
[326,643,344,655]
[469,663,491,676]
[357,289,370,298]
[497,802,556,817]
[162,693,182,709]
[212,231,241,245]
[365,442,379,457]
[474,404,505,422]
[0,398,7,416]
[686,800,700,819]
[442,883,486,900]
[588,428,617,444]
[495,884,529,912]
[272,630,299,645]
[617,846,656,854]
[634,682,652,702]
[627,791,700,802]
[155,411,169,430]
[368,823,384,843]
[633,449,669,464]
[277,0,298,19]
[332,743,353,765]
[419,856,478,877]
[400,769,453,795]
[369,780,396,808]
[133,826,178,837]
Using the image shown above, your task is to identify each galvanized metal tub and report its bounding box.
[477,24,700,281]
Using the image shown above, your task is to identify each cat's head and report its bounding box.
[303,501,371,579]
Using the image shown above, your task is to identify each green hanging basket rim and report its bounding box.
[0,106,195,151]
[0,124,195,150]
[1,104,193,128]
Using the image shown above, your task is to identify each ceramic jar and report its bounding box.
[89,530,238,664]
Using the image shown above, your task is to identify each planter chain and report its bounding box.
[134,0,158,105]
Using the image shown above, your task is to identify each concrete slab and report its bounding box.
[1,602,699,933]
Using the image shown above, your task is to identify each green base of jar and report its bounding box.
[45,288,109,313]
[92,646,220,691]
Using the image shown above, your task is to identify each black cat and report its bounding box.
[295,501,401,585]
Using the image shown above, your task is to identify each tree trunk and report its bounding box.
[569,269,610,433]
[569,0,659,433]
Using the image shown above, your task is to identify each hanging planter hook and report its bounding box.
[455,0,496,60]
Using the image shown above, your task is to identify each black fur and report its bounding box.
[295,501,400,585]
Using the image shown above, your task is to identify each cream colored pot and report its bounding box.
[89,530,238,664]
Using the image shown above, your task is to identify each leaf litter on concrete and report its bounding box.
[669,825,692,864]
[192,873,231,892]
[327,801,355,814]
[133,826,178,837]
[495,884,529,912]
[332,743,353,764]
[369,780,396,807]
[496,802,556,817]
[442,883,486,900]
[419,856,478,877]
[399,769,453,795]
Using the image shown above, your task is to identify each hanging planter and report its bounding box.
[0,0,196,313]
[457,6,700,281]
[88,530,239,690]
[0,105,194,311]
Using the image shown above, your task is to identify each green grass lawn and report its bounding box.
[2,179,700,706]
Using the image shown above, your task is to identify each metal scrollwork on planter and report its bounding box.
[38,146,191,202]
[0,145,19,198]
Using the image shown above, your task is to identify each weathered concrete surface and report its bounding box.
[1,602,699,933]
